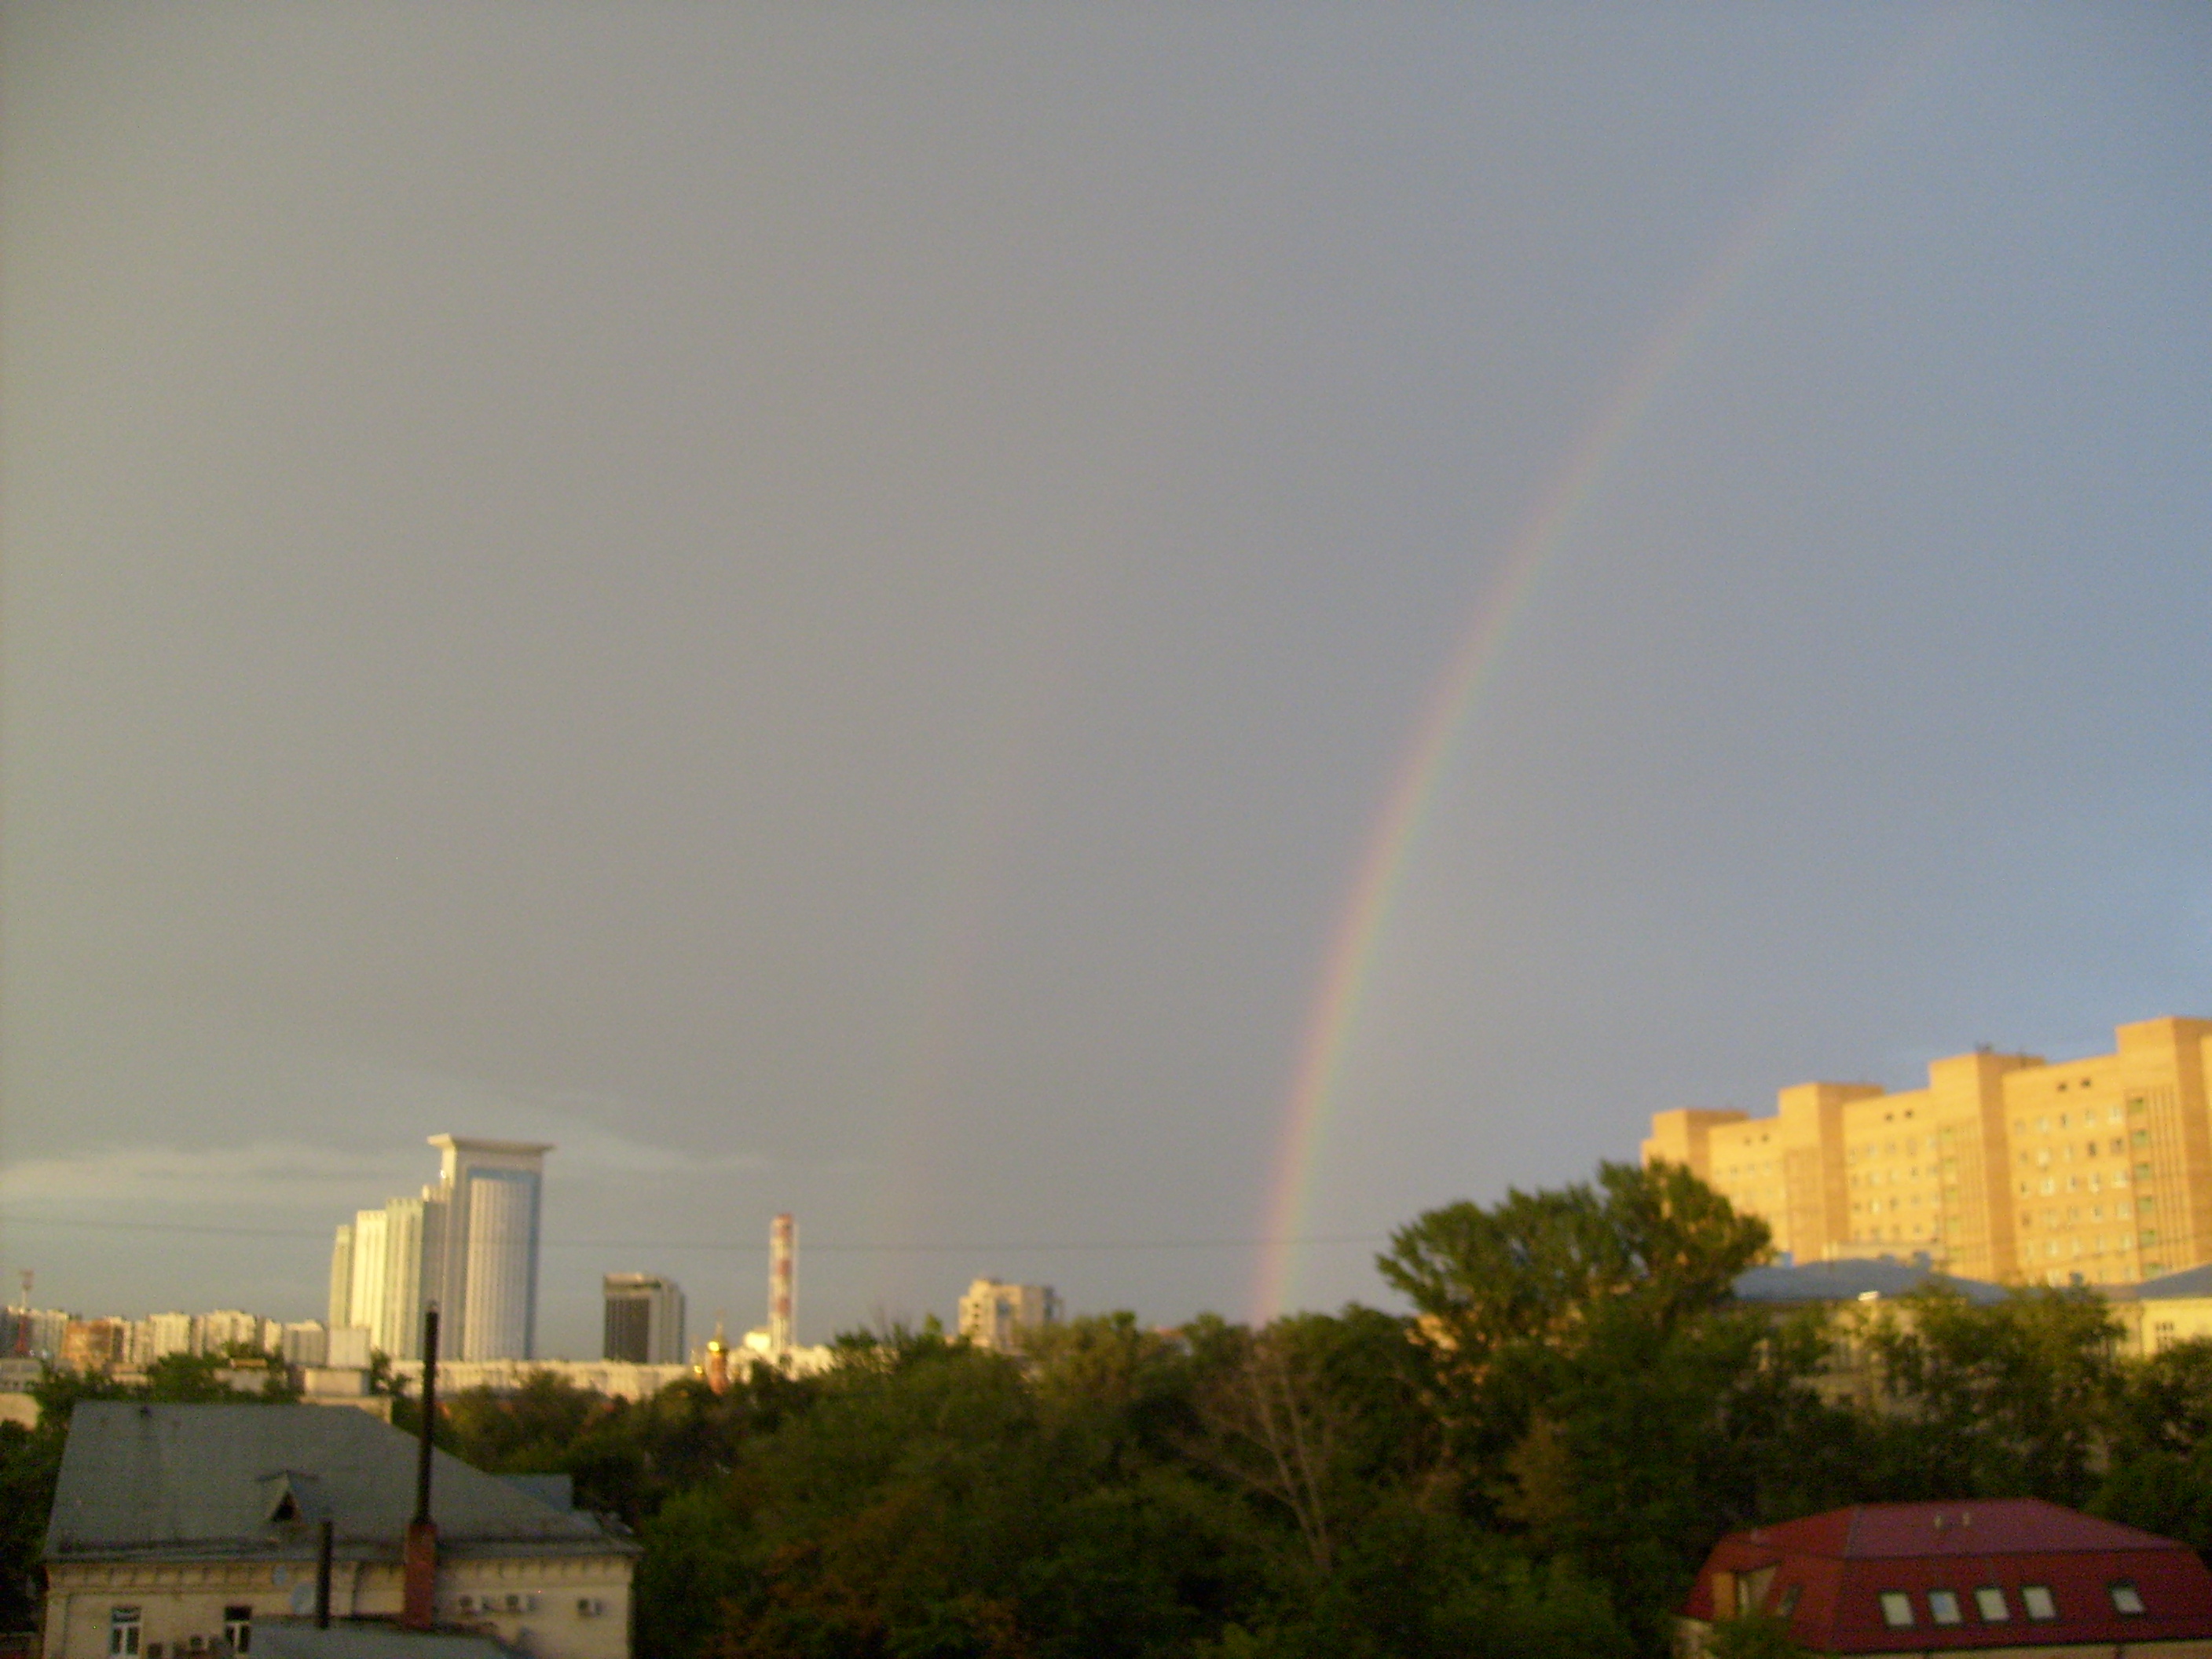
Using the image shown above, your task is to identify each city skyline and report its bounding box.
[4,8,2208,1352]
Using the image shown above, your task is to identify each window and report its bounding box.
[1879,1591,1914,1628]
[110,1610,142,1658]
[2111,1582,2146,1615]
[224,1609,251,1655]
[1975,1586,2009,1621]
[1928,1590,1962,1625]
[1774,1584,1800,1618]
[2022,1584,2057,1621]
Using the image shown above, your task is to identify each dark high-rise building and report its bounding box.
[602,1273,685,1364]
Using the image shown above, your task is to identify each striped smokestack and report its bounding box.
[769,1214,794,1353]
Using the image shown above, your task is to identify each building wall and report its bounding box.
[328,1224,353,1329]
[347,1210,390,1350]
[42,1552,634,1659]
[956,1279,1061,1353]
[459,1171,538,1361]
[1646,1017,2212,1286]
[428,1137,551,1363]
[602,1276,684,1364]
[375,1195,444,1361]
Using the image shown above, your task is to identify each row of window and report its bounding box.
[2019,1170,2148,1198]
[1875,1581,2144,1630]
[2022,1135,2145,1167]
[2019,1103,2130,1135]
[111,1595,605,1652]
[108,1609,251,1658]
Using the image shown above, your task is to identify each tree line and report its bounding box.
[10,1163,2212,1657]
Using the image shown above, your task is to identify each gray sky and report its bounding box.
[4,4,2207,1356]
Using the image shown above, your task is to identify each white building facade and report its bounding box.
[324,1137,551,1364]
[957,1278,1063,1353]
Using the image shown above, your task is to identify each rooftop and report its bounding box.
[1733,1258,2008,1306]
[44,1404,635,1564]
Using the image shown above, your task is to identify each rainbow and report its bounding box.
[1251,20,1965,1322]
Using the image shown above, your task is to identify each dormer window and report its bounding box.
[2111,1582,2146,1616]
[258,1472,317,1525]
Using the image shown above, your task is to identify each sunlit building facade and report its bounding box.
[1646,1016,2212,1287]
[323,1137,551,1363]
[957,1277,1062,1353]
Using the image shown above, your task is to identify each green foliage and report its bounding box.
[0,1419,64,1634]
[1702,1612,1808,1659]
[1378,1161,1771,1363]
[1375,1162,1795,1652]
[1859,1287,2124,1505]
[2093,1337,2212,1552]
[27,1170,2212,1659]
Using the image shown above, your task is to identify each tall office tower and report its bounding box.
[347,1207,390,1349]
[602,1273,686,1363]
[1645,1015,2212,1288]
[429,1136,553,1361]
[769,1214,795,1353]
[328,1223,354,1328]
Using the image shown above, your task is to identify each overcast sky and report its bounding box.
[3,4,2207,1356]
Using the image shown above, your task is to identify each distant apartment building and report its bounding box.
[602,1274,685,1364]
[958,1278,1062,1353]
[4,1306,69,1361]
[1646,1015,2212,1287]
[199,1309,264,1354]
[147,1311,200,1360]
[59,1319,130,1373]
[325,1136,552,1362]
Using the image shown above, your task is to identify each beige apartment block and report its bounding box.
[1645,1016,2212,1287]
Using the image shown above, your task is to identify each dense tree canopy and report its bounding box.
[13,1170,2212,1658]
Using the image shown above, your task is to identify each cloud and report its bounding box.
[0,1139,421,1212]
[0,1123,771,1215]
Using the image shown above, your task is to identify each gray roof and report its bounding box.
[253,1624,521,1659]
[2131,1263,2212,1300]
[44,1404,636,1565]
[1733,1258,2009,1306]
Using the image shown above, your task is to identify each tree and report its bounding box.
[1377,1165,1803,1656]
[1704,1612,1809,1659]
[1379,1161,1771,1365]
[2093,1337,2212,1553]
[1860,1287,2123,1506]
[1181,1323,1344,1573]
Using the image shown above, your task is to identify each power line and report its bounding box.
[0,1212,1389,1254]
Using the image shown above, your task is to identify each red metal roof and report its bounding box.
[1683,1500,2212,1653]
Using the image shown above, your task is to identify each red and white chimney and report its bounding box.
[768,1214,795,1354]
